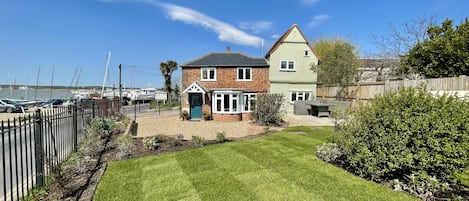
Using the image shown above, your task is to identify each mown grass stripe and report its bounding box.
[175,148,259,201]
[141,154,201,201]
[231,140,414,201]
[94,159,144,201]
[205,146,318,200]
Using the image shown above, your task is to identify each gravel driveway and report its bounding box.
[136,112,333,140]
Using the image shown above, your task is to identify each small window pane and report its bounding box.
[288,61,294,69]
[291,93,297,102]
[202,69,207,79]
[209,69,215,79]
[223,94,230,112]
[305,93,310,100]
[281,61,287,69]
[238,68,243,80]
[232,98,237,112]
[216,99,221,112]
[246,68,251,79]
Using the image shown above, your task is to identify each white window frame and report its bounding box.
[213,92,241,114]
[201,67,216,81]
[242,93,257,112]
[290,91,311,103]
[304,50,310,57]
[237,67,252,81]
[280,60,295,71]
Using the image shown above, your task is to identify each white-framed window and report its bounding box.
[213,92,241,113]
[242,93,257,112]
[237,67,252,81]
[201,68,216,81]
[280,60,295,71]
[290,91,311,102]
[304,50,310,57]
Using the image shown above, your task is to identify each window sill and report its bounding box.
[213,111,242,114]
[279,69,296,72]
[236,80,252,82]
[201,80,216,82]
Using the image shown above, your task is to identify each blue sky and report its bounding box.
[1,0,468,88]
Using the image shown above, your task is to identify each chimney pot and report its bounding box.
[226,46,231,53]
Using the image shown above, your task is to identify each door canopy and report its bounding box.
[183,82,207,94]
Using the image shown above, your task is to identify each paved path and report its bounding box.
[136,113,333,140]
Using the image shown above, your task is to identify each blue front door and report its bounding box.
[189,93,202,119]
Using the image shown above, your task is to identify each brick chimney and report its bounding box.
[226,46,231,53]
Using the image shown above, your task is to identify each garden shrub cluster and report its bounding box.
[251,93,285,126]
[331,86,469,198]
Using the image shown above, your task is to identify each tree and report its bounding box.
[371,16,438,79]
[159,60,178,107]
[312,38,361,87]
[399,18,469,78]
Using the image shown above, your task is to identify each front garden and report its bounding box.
[94,126,415,201]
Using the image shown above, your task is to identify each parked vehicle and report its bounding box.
[0,99,29,113]
[41,99,64,108]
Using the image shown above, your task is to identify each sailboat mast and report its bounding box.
[34,66,41,101]
[50,65,54,99]
[101,52,111,98]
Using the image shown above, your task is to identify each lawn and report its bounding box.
[94,126,416,201]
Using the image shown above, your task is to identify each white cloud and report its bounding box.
[239,21,273,34]
[308,14,330,27]
[300,0,320,6]
[270,34,280,39]
[141,0,262,47]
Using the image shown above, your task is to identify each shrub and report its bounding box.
[179,110,189,120]
[142,137,160,150]
[316,143,343,164]
[191,135,205,147]
[336,86,469,183]
[216,131,226,143]
[251,93,285,126]
[171,134,184,147]
[202,111,211,120]
[117,134,133,160]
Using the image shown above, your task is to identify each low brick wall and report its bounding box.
[241,113,253,121]
[213,113,242,122]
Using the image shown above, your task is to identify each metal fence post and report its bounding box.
[92,101,96,119]
[34,109,44,188]
[72,105,78,152]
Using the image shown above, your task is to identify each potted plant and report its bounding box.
[202,111,211,121]
[179,110,189,121]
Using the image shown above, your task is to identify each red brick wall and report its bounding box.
[182,67,269,93]
[212,113,242,121]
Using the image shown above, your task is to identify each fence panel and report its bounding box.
[1,99,117,201]
[317,76,469,108]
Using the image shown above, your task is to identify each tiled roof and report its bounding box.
[181,52,268,68]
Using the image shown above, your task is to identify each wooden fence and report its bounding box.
[316,76,469,108]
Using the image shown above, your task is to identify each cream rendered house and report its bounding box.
[265,24,319,113]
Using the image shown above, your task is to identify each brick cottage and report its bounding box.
[181,49,269,121]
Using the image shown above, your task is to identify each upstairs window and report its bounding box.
[201,68,216,81]
[237,67,252,81]
[280,60,295,71]
[304,50,310,57]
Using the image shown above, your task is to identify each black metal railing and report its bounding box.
[0,99,119,201]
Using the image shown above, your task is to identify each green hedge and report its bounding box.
[336,86,469,183]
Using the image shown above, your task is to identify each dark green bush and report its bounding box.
[251,93,285,126]
[216,131,226,143]
[336,86,469,183]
